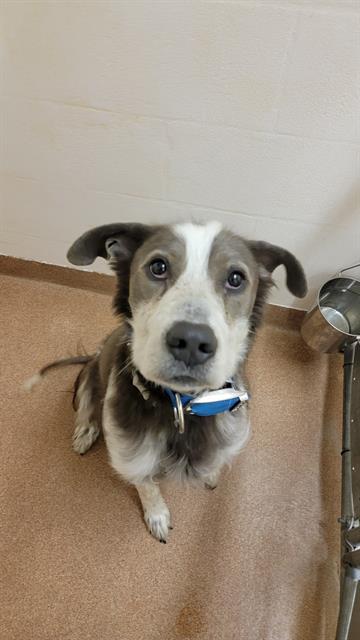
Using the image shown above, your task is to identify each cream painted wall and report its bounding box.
[1,0,359,309]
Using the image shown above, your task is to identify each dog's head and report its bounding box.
[68,222,307,393]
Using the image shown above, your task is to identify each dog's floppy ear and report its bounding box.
[67,223,153,266]
[247,241,307,298]
[67,223,157,317]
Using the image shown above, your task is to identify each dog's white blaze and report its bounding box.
[174,220,222,284]
[172,221,235,378]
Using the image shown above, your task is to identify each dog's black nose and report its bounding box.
[166,322,217,366]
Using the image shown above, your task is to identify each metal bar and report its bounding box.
[341,343,357,526]
[336,341,359,640]
[336,568,359,640]
[338,263,360,277]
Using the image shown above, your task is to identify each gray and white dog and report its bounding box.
[30,221,307,542]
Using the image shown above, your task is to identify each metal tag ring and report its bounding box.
[174,393,185,433]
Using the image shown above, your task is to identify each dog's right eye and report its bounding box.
[149,258,168,279]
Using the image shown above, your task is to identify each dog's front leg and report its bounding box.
[136,481,171,543]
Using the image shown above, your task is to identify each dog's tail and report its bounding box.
[24,355,93,391]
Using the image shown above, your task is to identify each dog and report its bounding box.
[27,221,307,542]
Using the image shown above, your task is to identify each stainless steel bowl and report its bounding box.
[301,276,360,353]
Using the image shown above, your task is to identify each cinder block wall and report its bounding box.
[1,1,359,308]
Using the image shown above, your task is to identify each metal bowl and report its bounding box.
[301,276,360,353]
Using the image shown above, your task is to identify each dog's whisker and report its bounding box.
[116,358,132,378]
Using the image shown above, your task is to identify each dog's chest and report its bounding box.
[105,372,248,483]
[161,414,218,478]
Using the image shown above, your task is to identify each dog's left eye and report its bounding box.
[226,270,246,290]
[149,258,168,279]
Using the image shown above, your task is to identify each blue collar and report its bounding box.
[164,381,249,433]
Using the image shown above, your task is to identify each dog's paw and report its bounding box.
[72,423,100,455]
[205,482,217,491]
[144,505,172,543]
[204,471,220,491]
